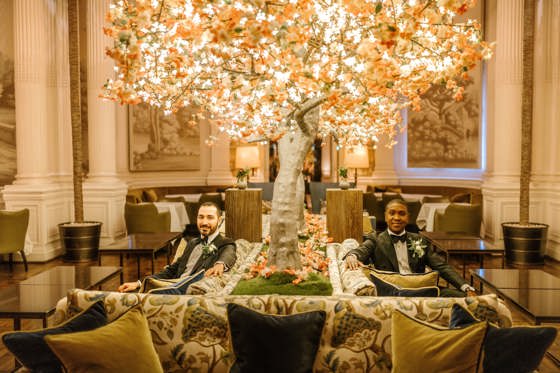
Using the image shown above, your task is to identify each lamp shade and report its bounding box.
[344,146,369,168]
[235,146,260,169]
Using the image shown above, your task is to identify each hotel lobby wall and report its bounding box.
[483,0,560,261]
[2,0,560,261]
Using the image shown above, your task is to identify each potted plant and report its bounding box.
[338,167,350,190]
[501,0,547,266]
[58,0,102,262]
[236,168,249,190]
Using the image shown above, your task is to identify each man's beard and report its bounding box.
[199,225,217,237]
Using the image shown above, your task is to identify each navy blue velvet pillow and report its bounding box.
[1,300,107,373]
[148,269,205,295]
[227,303,326,373]
[370,273,440,297]
[450,303,557,373]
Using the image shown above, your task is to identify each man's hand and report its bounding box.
[118,282,139,293]
[345,254,362,270]
[466,290,477,297]
[205,263,225,277]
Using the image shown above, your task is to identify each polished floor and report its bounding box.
[0,250,559,372]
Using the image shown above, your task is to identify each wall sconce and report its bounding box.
[344,145,369,186]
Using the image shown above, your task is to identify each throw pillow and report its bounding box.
[1,300,107,373]
[371,274,440,297]
[143,188,159,202]
[45,305,163,373]
[227,303,326,373]
[450,304,557,373]
[367,268,439,288]
[392,309,487,373]
[147,270,205,295]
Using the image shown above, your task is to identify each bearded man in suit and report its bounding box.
[118,201,236,293]
[345,199,475,297]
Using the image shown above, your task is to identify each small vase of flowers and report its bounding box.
[236,168,249,189]
[338,167,350,190]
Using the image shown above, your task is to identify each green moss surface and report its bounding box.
[231,272,333,296]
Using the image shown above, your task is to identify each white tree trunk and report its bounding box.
[268,105,320,270]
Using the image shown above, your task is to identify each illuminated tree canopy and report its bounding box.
[103,0,492,269]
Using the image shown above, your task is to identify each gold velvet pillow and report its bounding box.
[143,188,159,202]
[45,305,163,373]
[367,268,439,288]
[391,310,487,373]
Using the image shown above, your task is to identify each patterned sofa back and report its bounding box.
[54,290,511,373]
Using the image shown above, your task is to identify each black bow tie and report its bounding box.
[390,234,407,244]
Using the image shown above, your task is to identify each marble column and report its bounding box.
[482,0,531,245]
[83,0,127,242]
[3,0,73,261]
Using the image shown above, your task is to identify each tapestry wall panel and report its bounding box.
[128,104,201,171]
[407,1,484,169]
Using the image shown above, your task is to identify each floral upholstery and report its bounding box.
[334,240,377,295]
[186,239,262,295]
[54,289,511,373]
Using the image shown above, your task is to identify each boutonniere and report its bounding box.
[408,239,426,258]
[201,242,218,258]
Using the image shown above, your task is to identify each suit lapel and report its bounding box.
[379,231,399,271]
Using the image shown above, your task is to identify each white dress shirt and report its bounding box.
[387,229,412,274]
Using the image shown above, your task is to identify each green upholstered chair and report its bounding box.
[433,203,482,236]
[126,190,144,204]
[124,203,171,234]
[363,192,385,231]
[199,193,224,212]
[405,200,422,233]
[0,209,30,272]
[422,195,450,203]
[247,182,274,201]
[309,182,339,214]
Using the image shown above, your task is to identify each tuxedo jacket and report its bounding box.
[347,230,466,290]
[154,234,236,279]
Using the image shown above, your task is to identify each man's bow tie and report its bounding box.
[390,234,407,244]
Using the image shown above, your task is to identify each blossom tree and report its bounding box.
[103,0,492,270]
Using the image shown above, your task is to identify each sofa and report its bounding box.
[51,289,512,373]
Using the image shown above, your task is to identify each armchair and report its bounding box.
[433,203,482,236]
[247,182,274,201]
[124,203,171,234]
[309,182,340,214]
[0,209,30,271]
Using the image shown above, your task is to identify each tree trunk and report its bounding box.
[268,104,320,270]
[68,0,83,223]
[520,0,535,225]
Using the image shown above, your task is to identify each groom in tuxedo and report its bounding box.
[118,201,236,293]
[345,199,475,297]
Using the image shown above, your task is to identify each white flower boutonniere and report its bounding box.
[408,239,426,258]
[201,242,218,258]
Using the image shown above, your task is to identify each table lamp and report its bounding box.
[344,145,369,186]
[235,145,260,181]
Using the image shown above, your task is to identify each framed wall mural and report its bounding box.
[407,1,483,169]
[0,0,16,186]
[128,104,201,171]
